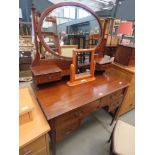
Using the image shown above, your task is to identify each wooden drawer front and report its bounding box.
[37,72,61,84]
[78,100,100,119]
[109,89,124,100]
[33,147,47,155]
[56,120,80,141]
[19,135,46,155]
[100,96,110,108]
[55,108,82,128]
[108,95,124,112]
[100,89,124,108]
[55,100,100,128]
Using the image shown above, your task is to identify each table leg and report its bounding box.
[49,130,56,155]
[48,119,56,155]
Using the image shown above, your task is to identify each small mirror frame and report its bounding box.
[67,48,96,86]
[37,2,104,61]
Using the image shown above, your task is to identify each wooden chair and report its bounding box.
[108,120,135,155]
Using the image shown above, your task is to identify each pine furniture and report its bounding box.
[19,87,50,155]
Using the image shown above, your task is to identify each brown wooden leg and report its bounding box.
[49,130,56,155]
[48,119,56,155]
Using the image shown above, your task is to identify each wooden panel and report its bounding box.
[33,147,47,155]
[55,108,81,128]
[19,87,50,149]
[108,64,135,116]
[56,119,80,141]
[55,100,100,129]
[78,100,100,119]
[19,135,46,155]
[118,75,135,115]
[100,89,124,108]
[37,72,61,84]
[114,45,135,66]
[108,95,124,112]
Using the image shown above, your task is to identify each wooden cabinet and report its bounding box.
[19,135,49,155]
[114,44,135,66]
[107,63,135,116]
[19,88,50,155]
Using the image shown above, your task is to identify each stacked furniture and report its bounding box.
[19,87,50,155]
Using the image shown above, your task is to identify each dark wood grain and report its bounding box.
[31,65,62,76]
[33,72,129,120]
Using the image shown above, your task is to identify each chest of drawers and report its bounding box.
[19,135,49,155]
[19,88,50,155]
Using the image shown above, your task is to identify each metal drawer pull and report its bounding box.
[23,150,32,155]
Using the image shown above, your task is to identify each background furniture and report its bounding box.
[60,45,78,57]
[114,44,135,66]
[19,87,50,155]
[109,120,135,155]
[106,63,135,117]
[33,72,129,155]
[19,51,32,71]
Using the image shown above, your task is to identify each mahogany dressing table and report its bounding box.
[30,3,130,155]
[32,71,129,155]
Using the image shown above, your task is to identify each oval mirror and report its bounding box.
[38,2,103,60]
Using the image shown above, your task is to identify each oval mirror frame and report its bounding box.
[37,2,104,60]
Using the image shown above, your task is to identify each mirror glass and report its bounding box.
[75,51,91,77]
[41,6,101,59]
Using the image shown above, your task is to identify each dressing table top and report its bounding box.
[33,72,129,121]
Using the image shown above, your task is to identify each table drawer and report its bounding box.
[109,89,124,100]
[55,100,100,128]
[37,72,61,84]
[78,100,100,119]
[108,95,124,112]
[100,89,124,108]
[19,135,46,155]
[56,119,80,141]
[55,108,82,128]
